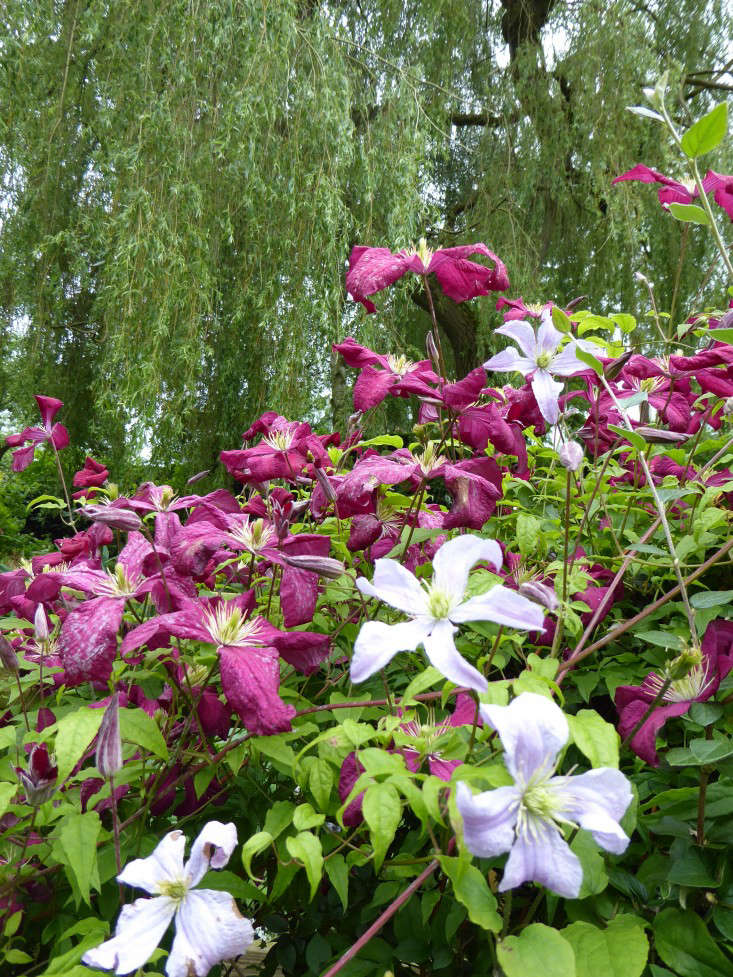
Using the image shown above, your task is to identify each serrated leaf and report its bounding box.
[680,103,728,158]
[119,707,168,761]
[498,923,576,977]
[438,856,501,932]
[55,707,105,785]
[286,831,323,900]
[57,812,101,905]
[362,782,401,870]
[668,203,711,225]
[325,853,349,911]
[562,915,648,977]
[653,908,733,977]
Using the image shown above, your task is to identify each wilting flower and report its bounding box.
[5,395,69,472]
[346,239,509,313]
[352,535,544,692]
[82,821,253,977]
[484,313,593,425]
[615,619,733,765]
[457,693,632,898]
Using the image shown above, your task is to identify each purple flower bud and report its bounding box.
[81,505,142,531]
[282,554,346,579]
[0,635,18,673]
[425,332,440,373]
[558,441,584,472]
[313,465,336,503]
[634,427,690,443]
[186,469,211,485]
[604,349,634,381]
[96,694,122,779]
[17,744,58,806]
[34,604,49,642]
[518,580,559,611]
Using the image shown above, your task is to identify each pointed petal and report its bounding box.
[456,781,519,857]
[82,896,175,975]
[356,559,429,615]
[484,347,535,374]
[118,830,187,892]
[432,534,503,600]
[58,597,125,686]
[500,816,582,898]
[536,314,563,355]
[186,821,237,886]
[351,619,432,683]
[554,769,631,854]
[480,693,568,785]
[495,320,538,359]
[423,618,488,692]
[531,370,562,425]
[451,584,545,631]
[167,889,254,977]
[549,341,593,377]
[219,646,295,735]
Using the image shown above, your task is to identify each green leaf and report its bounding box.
[552,306,573,333]
[690,590,733,609]
[35,919,109,976]
[254,735,296,771]
[562,915,648,977]
[241,831,273,880]
[438,856,501,932]
[498,923,577,977]
[571,830,608,898]
[680,103,728,158]
[0,782,18,820]
[567,710,620,768]
[325,853,349,911]
[308,757,333,810]
[286,831,323,900]
[653,908,733,977]
[55,707,105,785]
[709,327,733,345]
[293,802,325,831]
[665,839,719,887]
[607,423,647,451]
[667,737,733,766]
[362,782,401,870]
[57,812,101,906]
[263,800,295,839]
[575,347,604,378]
[516,512,542,556]
[401,666,444,706]
[610,313,637,334]
[119,707,168,761]
[668,203,711,225]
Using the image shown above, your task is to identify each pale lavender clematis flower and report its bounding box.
[351,535,545,692]
[82,821,253,977]
[457,693,632,898]
[484,312,593,425]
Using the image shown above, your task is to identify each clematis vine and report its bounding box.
[484,312,594,425]
[346,239,509,312]
[352,535,544,692]
[5,395,70,472]
[82,821,253,977]
[457,693,632,898]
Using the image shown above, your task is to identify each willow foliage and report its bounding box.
[0,0,730,474]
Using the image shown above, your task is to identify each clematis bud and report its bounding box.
[604,349,634,381]
[518,580,559,611]
[282,554,346,579]
[0,635,18,673]
[96,694,122,780]
[425,332,440,373]
[313,464,336,503]
[34,604,49,642]
[634,427,690,444]
[186,469,210,485]
[80,505,142,531]
[17,744,58,806]
[558,441,584,472]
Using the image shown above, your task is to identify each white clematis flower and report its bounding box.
[484,311,594,425]
[82,821,253,977]
[456,693,632,898]
[351,535,545,692]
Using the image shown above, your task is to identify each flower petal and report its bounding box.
[554,769,631,854]
[186,821,237,887]
[480,693,568,785]
[351,619,432,683]
[423,618,488,692]
[82,895,175,975]
[549,341,594,377]
[166,889,254,977]
[456,781,520,857]
[501,816,582,898]
[219,645,295,736]
[536,314,563,355]
[530,369,563,425]
[118,830,187,893]
[495,320,538,360]
[356,559,429,616]
[451,584,545,631]
[432,534,503,600]
[484,347,535,374]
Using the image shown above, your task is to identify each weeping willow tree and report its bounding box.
[0,0,730,475]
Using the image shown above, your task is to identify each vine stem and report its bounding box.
[620,677,672,750]
[550,469,573,659]
[52,440,76,529]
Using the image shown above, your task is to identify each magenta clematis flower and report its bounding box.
[615,619,733,766]
[484,313,594,425]
[496,297,553,322]
[352,535,544,692]
[612,165,733,221]
[72,456,109,489]
[5,395,69,472]
[346,239,509,313]
[333,337,439,411]
[457,693,632,898]
[82,821,253,977]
